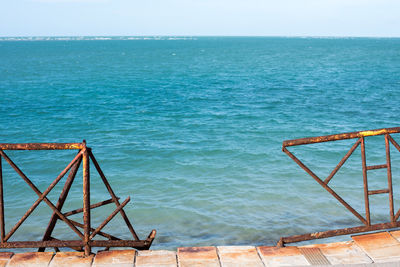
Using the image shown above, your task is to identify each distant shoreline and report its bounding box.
[0,36,399,41]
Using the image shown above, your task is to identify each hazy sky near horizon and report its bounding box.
[1,0,400,37]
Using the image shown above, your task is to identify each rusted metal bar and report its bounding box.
[0,240,85,248]
[0,143,84,150]
[324,139,361,184]
[388,133,400,226]
[389,135,400,219]
[39,154,82,252]
[360,137,371,226]
[386,134,395,222]
[368,189,390,195]
[69,219,121,240]
[283,127,400,147]
[4,197,45,241]
[278,221,400,246]
[48,237,83,252]
[388,135,400,152]
[88,149,140,241]
[283,147,367,224]
[40,197,84,239]
[89,240,151,249]
[366,164,387,170]
[0,155,4,243]
[0,150,84,241]
[395,208,400,221]
[0,240,151,249]
[71,218,155,250]
[63,198,118,217]
[145,229,157,249]
[83,148,91,256]
[89,197,130,240]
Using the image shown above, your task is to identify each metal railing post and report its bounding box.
[360,137,371,226]
[385,134,395,222]
[0,155,5,243]
[83,144,91,256]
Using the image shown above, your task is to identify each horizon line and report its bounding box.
[1,34,400,39]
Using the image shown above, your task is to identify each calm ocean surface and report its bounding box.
[0,37,400,249]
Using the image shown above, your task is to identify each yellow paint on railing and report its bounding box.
[359,129,388,137]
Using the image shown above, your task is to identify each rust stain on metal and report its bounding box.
[0,141,156,256]
[282,126,400,147]
[0,143,85,150]
[280,127,400,246]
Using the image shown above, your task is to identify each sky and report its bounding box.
[1,0,400,37]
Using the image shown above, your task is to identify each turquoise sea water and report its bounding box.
[0,37,400,250]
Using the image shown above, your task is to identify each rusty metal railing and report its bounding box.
[278,127,400,246]
[0,141,156,256]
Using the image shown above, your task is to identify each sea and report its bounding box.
[0,36,399,250]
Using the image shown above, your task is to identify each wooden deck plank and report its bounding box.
[178,247,220,267]
[136,250,177,267]
[300,241,372,265]
[217,246,264,267]
[352,231,400,262]
[257,246,309,266]
[7,252,54,267]
[92,250,135,267]
[0,252,13,267]
[49,251,94,267]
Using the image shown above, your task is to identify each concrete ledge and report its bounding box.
[178,246,220,267]
[93,250,135,267]
[0,252,13,267]
[217,246,263,267]
[136,250,177,267]
[49,251,94,267]
[1,230,400,266]
[7,252,54,267]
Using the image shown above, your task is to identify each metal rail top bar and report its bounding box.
[283,127,400,148]
[0,142,85,150]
